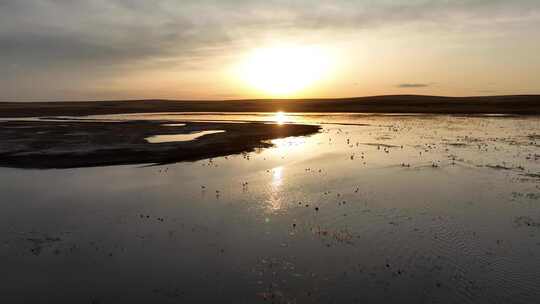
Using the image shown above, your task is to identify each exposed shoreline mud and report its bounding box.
[0,120,320,169]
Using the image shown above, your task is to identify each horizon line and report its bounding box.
[2,93,540,104]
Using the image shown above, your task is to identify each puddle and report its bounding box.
[145,130,225,143]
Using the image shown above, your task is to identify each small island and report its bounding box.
[0,120,320,169]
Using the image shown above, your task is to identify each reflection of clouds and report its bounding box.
[271,137,307,157]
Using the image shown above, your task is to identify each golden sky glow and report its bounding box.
[1,1,539,101]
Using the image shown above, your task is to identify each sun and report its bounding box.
[237,44,333,97]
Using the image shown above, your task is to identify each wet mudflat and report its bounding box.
[0,114,539,303]
[0,120,319,168]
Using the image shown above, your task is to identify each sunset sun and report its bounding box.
[238,45,333,96]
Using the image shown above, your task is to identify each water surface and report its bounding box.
[1,113,539,303]
[146,130,226,143]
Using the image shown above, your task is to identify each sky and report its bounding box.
[1,0,539,101]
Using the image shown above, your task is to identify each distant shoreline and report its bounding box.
[1,95,540,117]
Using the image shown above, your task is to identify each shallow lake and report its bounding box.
[1,113,539,303]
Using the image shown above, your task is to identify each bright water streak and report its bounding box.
[146,130,225,143]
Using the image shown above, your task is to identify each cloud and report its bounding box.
[2,1,538,67]
[0,0,539,100]
[397,83,431,88]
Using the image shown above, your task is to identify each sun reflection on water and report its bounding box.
[272,166,283,185]
[267,166,284,213]
[274,111,287,125]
